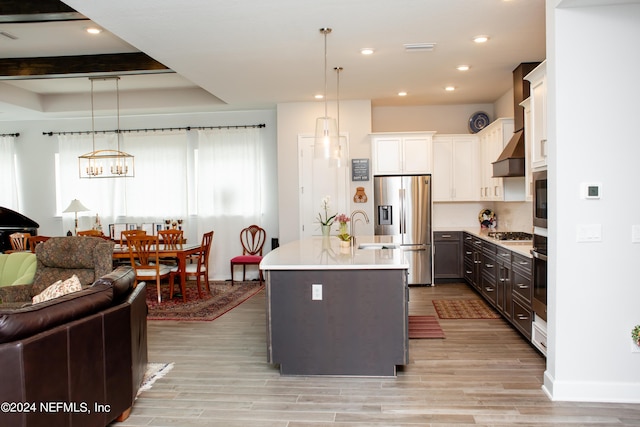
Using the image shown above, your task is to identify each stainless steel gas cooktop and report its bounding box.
[487,231,533,241]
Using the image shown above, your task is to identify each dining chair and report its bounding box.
[158,228,183,268]
[169,230,214,300]
[127,234,172,303]
[230,225,265,285]
[6,232,31,253]
[28,235,50,253]
[120,229,147,247]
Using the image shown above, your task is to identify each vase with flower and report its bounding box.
[317,196,337,237]
[335,213,351,249]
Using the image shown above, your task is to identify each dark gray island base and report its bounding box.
[266,269,408,377]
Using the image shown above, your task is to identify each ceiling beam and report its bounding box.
[0,53,172,79]
[0,0,85,23]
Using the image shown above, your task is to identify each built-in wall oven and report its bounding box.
[531,169,548,355]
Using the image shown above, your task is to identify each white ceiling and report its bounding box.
[0,0,546,120]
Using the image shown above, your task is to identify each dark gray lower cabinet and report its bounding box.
[462,233,534,340]
[434,231,463,281]
[266,268,408,376]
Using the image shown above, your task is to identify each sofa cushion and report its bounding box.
[92,266,134,302]
[0,282,113,344]
[32,275,82,304]
[0,253,37,287]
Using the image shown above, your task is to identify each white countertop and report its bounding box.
[460,228,533,257]
[260,236,410,270]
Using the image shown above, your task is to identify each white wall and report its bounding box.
[3,109,278,280]
[276,100,373,245]
[546,1,640,402]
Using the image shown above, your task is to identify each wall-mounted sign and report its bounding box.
[351,158,369,181]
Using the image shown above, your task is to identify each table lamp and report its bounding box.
[63,199,90,235]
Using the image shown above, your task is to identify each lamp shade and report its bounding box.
[314,116,339,159]
[63,199,90,214]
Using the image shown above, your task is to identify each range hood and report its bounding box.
[492,62,540,178]
[492,130,524,177]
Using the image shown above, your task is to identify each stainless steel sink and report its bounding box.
[358,243,398,250]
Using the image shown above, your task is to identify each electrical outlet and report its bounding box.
[312,284,323,301]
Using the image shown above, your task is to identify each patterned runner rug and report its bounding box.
[432,299,501,319]
[145,280,263,321]
[408,315,445,339]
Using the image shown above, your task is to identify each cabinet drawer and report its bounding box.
[481,274,497,306]
[512,253,532,274]
[496,248,511,263]
[512,298,532,339]
[434,231,461,241]
[482,241,497,255]
[512,269,532,304]
[481,253,496,278]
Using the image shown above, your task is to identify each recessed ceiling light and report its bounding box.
[473,35,489,43]
[86,27,102,35]
[360,48,375,55]
[398,91,407,97]
[457,65,470,71]
[315,94,324,99]
[445,86,456,91]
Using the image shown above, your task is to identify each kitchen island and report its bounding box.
[260,237,409,377]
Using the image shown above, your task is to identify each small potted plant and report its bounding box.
[335,214,351,249]
[632,325,640,347]
[317,196,336,237]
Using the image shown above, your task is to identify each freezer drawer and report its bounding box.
[402,244,432,285]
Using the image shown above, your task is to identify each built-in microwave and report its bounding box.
[533,170,547,228]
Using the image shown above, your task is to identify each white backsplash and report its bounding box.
[433,201,532,232]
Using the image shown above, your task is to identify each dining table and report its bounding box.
[112,242,202,296]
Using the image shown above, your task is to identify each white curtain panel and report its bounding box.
[0,136,19,208]
[196,128,264,280]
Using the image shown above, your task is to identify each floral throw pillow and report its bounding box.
[32,275,82,304]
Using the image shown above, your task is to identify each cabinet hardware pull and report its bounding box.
[485,263,494,268]
[441,234,451,238]
[540,341,547,348]
[519,261,529,265]
[517,284,529,289]
[517,314,529,320]
[465,236,472,240]
[485,287,494,292]
[465,270,472,274]
[465,251,472,255]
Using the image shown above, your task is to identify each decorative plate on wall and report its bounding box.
[468,111,490,133]
[478,208,496,229]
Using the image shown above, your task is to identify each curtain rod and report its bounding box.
[43,123,265,136]
[1,133,20,137]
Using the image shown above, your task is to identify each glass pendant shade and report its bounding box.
[314,116,339,159]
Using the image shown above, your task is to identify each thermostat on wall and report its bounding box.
[581,182,602,199]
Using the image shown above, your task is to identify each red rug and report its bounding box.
[408,315,445,339]
[145,280,263,321]
[432,299,500,319]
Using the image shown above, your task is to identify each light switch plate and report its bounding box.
[312,284,323,300]
[576,224,602,242]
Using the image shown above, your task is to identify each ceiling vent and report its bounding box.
[404,43,436,52]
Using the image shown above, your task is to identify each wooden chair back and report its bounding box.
[9,232,31,252]
[158,229,183,250]
[28,235,50,253]
[240,225,266,256]
[120,229,146,246]
[126,234,171,302]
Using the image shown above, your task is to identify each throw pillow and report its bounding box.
[32,275,82,304]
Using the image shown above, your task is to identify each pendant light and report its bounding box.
[333,66,345,167]
[79,76,135,178]
[314,28,339,160]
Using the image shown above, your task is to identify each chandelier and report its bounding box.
[79,76,135,178]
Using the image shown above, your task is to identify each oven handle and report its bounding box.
[530,249,548,261]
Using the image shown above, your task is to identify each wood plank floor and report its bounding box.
[112,283,640,426]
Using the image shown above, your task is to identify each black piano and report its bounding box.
[0,207,39,253]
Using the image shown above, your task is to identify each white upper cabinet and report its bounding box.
[433,134,479,201]
[371,132,435,175]
[521,97,534,201]
[525,61,547,170]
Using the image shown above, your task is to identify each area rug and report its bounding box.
[432,299,501,319]
[145,280,263,321]
[408,315,445,339]
[136,362,174,397]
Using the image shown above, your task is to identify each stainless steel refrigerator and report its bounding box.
[374,175,432,285]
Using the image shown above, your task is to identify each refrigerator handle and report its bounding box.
[399,188,405,234]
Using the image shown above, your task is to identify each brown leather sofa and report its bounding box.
[0,266,148,427]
